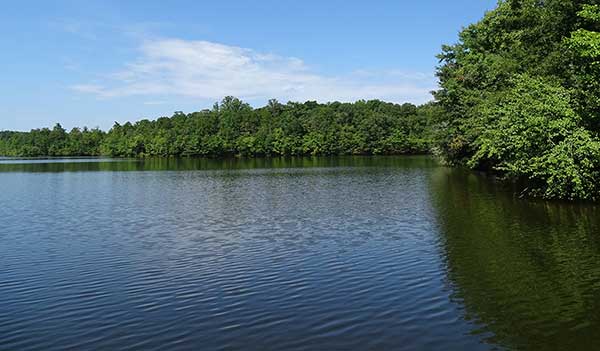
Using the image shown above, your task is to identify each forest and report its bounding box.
[0,99,437,158]
[2,0,600,201]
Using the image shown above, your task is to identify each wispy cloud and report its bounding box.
[71,84,106,95]
[50,18,163,42]
[72,38,435,104]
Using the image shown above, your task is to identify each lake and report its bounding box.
[2,156,600,350]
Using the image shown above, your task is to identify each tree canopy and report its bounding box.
[0,99,437,158]
[435,0,600,200]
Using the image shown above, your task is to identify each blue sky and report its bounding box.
[1,0,497,131]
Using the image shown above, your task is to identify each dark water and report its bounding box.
[1,156,600,351]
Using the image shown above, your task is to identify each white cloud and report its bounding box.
[72,38,435,104]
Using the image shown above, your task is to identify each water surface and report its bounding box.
[1,157,599,350]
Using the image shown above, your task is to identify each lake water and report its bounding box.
[2,156,600,350]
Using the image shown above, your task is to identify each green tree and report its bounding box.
[435,0,600,200]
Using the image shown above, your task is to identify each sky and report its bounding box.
[0,0,498,131]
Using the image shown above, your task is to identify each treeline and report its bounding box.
[0,128,105,157]
[0,98,438,158]
[435,0,600,200]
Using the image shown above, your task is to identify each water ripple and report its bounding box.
[5,157,591,350]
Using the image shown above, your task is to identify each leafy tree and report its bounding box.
[435,0,600,200]
[1,97,436,159]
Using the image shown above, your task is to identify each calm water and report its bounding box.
[1,156,600,351]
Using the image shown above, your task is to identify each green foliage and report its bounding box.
[436,0,600,200]
[569,28,600,58]
[469,76,600,200]
[0,124,105,157]
[579,4,600,22]
[0,97,436,158]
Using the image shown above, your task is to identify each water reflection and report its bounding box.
[430,167,600,350]
[0,156,483,351]
[3,156,600,350]
[0,156,437,173]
